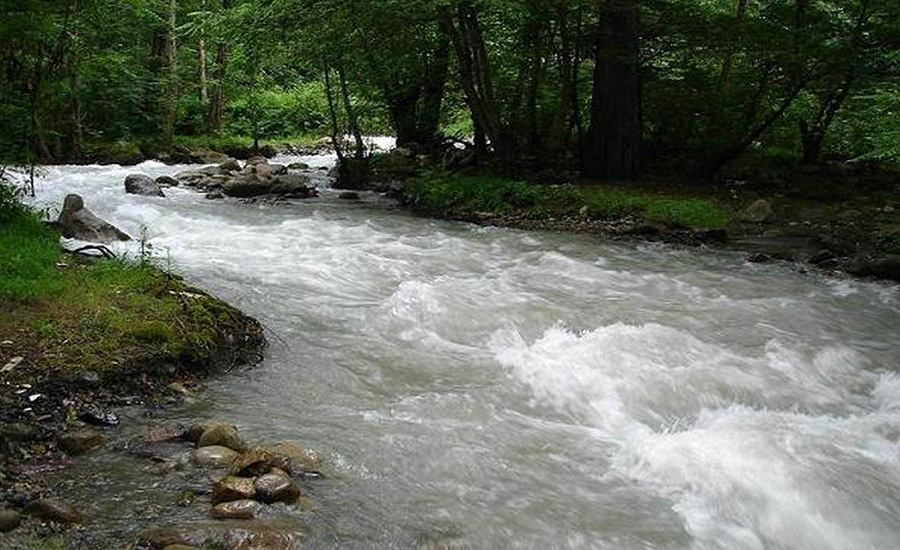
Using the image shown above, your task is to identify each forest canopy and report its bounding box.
[1,0,898,177]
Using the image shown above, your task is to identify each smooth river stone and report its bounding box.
[212,476,256,504]
[254,471,300,504]
[197,424,248,452]
[194,445,238,467]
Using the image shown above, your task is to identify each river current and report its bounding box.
[23,152,900,549]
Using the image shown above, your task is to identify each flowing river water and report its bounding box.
[22,152,900,550]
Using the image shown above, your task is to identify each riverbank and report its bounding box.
[390,159,900,282]
[0,208,267,543]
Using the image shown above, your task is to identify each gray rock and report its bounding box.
[738,199,775,223]
[223,176,273,198]
[254,471,300,504]
[59,428,104,455]
[219,158,242,172]
[255,163,287,178]
[155,175,179,188]
[125,174,166,197]
[197,424,248,452]
[205,191,225,200]
[57,194,131,243]
[194,445,238,467]
[264,442,323,473]
[23,499,85,524]
[246,156,268,165]
[212,476,256,504]
[270,174,316,198]
[287,162,309,170]
[0,509,21,532]
[211,499,262,520]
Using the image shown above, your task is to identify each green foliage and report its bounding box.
[405,173,731,229]
[225,82,331,138]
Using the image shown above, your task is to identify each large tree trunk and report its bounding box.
[584,0,642,179]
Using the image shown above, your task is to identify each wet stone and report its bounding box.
[254,471,300,504]
[213,476,256,504]
[211,499,262,520]
[23,498,85,524]
[59,428,104,455]
[0,509,22,532]
[197,424,247,453]
[194,445,238,468]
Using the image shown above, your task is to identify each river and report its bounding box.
[24,152,900,549]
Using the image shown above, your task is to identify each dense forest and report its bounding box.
[1,0,899,178]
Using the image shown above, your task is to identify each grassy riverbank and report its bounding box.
[401,172,731,230]
[392,161,900,281]
[0,208,265,465]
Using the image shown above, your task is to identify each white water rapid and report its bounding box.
[22,154,900,550]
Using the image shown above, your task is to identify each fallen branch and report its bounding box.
[70,244,117,259]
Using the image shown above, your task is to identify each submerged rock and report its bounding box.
[338,192,360,201]
[213,476,257,504]
[59,428,105,455]
[287,162,309,170]
[194,445,239,467]
[211,499,262,520]
[57,194,131,243]
[125,174,166,197]
[23,498,85,524]
[142,520,303,549]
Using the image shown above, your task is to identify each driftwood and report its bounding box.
[70,244,116,259]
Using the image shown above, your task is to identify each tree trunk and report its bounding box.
[439,2,513,160]
[164,0,178,142]
[337,62,365,159]
[417,32,450,149]
[198,0,209,111]
[323,63,344,163]
[584,0,642,179]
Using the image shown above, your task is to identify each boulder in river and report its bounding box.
[213,476,256,504]
[125,174,166,197]
[254,163,287,178]
[219,158,242,172]
[155,175,179,188]
[57,194,131,243]
[246,156,268,165]
[264,442,323,473]
[223,175,272,198]
[211,499,262,520]
[287,162,309,170]
[197,423,248,452]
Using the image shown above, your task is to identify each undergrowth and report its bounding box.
[403,172,731,229]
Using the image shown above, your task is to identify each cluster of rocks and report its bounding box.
[173,157,318,200]
[185,423,318,522]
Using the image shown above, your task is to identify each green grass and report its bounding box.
[0,207,258,376]
[403,173,731,229]
[0,210,66,300]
